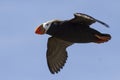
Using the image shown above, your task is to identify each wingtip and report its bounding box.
[94,19,110,28]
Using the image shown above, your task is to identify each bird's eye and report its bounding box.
[46,23,49,26]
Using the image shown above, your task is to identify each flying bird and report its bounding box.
[35,13,111,74]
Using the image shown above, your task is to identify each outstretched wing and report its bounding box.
[70,13,109,27]
[46,37,73,74]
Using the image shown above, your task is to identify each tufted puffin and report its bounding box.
[35,13,111,74]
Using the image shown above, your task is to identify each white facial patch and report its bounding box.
[42,19,62,33]
[43,20,55,32]
[43,22,51,31]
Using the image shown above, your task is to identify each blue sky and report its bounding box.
[0,0,120,80]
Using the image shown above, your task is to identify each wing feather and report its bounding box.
[70,13,109,27]
[46,37,73,74]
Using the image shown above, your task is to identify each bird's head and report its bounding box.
[35,20,53,35]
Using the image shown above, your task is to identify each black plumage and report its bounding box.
[35,13,111,74]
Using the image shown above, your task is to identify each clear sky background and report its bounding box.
[0,0,119,80]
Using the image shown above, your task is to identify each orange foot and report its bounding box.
[95,34,111,43]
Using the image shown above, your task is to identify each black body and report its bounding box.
[36,13,111,74]
[47,20,102,43]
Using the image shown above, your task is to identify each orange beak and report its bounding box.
[35,24,46,35]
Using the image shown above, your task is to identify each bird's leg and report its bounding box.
[94,34,111,43]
